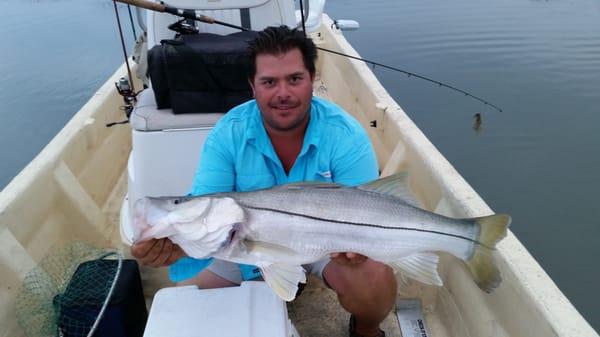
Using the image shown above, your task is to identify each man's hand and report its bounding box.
[131,238,185,267]
[330,252,368,267]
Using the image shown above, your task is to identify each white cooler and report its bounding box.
[143,282,298,337]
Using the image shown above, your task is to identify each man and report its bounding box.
[132,26,396,337]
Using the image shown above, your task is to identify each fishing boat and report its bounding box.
[1,0,597,336]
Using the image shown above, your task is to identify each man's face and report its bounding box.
[250,48,314,133]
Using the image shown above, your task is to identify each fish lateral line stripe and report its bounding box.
[242,204,491,249]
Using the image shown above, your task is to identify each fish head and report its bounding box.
[134,196,209,226]
[133,196,213,241]
[133,196,246,258]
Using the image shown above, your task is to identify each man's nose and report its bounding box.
[275,83,291,99]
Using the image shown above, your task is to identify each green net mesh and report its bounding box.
[15,242,123,337]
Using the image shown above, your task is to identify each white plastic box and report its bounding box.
[143,282,298,337]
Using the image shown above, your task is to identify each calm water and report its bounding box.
[2,0,599,331]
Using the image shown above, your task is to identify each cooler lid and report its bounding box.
[143,282,293,337]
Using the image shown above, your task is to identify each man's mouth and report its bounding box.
[273,106,295,111]
[270,102,299,111]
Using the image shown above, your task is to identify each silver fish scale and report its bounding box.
[226,185,478,242]
[221,192,476,264]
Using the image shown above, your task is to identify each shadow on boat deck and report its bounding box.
[289,275,402,337]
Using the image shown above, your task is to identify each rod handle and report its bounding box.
[114,0,217,24]
[114,0,166,13]
[197,14,215,24]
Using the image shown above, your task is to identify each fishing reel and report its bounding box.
[168,18,199,36]
[115,77,136,118]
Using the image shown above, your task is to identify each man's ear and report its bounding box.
[248,78,255,97]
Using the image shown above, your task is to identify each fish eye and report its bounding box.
[174,199,180,205]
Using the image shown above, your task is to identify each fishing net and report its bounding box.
[15,242,123,337]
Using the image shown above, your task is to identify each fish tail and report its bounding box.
[466,214,511,293]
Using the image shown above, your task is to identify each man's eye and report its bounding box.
[263,80,274,86]
[290,76,302,83]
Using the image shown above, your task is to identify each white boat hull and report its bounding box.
[0,15,596,337]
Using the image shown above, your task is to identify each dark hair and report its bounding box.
[247,26,317,80]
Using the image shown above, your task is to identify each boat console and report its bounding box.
[121,0,298,240]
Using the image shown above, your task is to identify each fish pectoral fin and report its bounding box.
[357,172,420,207]
[243,241,306,301]
[244,240,302,260]
[389,252,443,287]
[259,263,307,302]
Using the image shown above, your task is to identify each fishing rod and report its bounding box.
[114,0,503,113]
[113,0,242,31]
[318,47,502,113]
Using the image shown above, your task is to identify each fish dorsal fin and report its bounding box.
[357,172,419,207]
[282,181,343,190]
[259,263,307,301]
[389,252,443,287]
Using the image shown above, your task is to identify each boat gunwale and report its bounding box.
[318,15,596,337]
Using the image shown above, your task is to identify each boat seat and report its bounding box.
[130,89,224,131]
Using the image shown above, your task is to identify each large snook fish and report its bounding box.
[134,173,510,301]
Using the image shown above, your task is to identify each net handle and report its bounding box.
[86,251,124,337]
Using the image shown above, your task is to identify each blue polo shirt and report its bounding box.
[169,96,378,282]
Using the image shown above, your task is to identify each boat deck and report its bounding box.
[289,276,403,336]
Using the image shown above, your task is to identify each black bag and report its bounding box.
[148,31,259,114]
[55,259,148,337]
